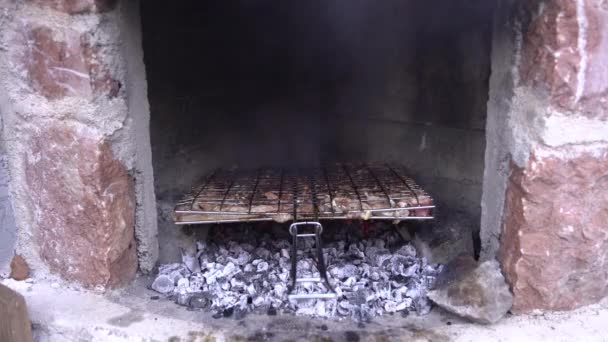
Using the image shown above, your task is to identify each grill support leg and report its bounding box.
[314,228,334,292]
[289,229,298,293]
[287,222,336,300]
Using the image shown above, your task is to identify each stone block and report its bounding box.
[9,255,29,281]
[24,26,91,99]
[428,260,513,324]
[28,0,117,14]
[21,25,121,100]
[520,0,608,119]
[24,124,137,288]
[499,149,608,312]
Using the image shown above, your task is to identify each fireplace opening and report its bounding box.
[140,0,495,320]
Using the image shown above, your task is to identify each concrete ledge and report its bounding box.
[3,277,608,341]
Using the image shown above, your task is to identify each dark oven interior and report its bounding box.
[141,0,494,268]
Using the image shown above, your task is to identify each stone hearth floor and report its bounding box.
[3,276,608,341]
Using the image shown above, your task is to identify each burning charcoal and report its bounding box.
[234,306,247,320]
[158,263,185,275]
[253,296,265,307]
[254,248,271,259]
[246,284,257,296]
[314,300,327,317]
[175,291,191,306]
[342,276,357,288]
[329,263,358,279]
[273,239,291,250]
[389,255,419,277]
[228,241,243,254]
[383,300,399,313]
[351,289,373,305]
[372,282,391,300]
[203,269,221,285]
[182,249,201,273]
[396,244,417,257]
[279,257,290,270]
[392,286,409,302]
[240,243,255,253]
[221,262,238,277]
[414,297,431,315]
[337,301,353,316]
[405,280,423,298]
[189,293,211,310]
[220,294,239,308]
[296,259,312,273]
[352,304,373,323]
[396,298,413,311]
[274,284,286,298]
[371,238,385,249]
[280,249,290,259]
[360,263,371,277]
[267,306,277,316]
[229,251,251,266]
[347,244,365,259]
[188,273,205,293]
[230,278,246,291]
[170,271,189,286]
[202,262,216,271]
[371,252,392,268]
[257,261,269,273]
[158,263,191,284]
[295,304,316,316]
[151,274,175,294]
[220,281,231,291]
[177,277,190,289]
[223,307,234,318]
[155,222,442,321]
[334,285,344,298]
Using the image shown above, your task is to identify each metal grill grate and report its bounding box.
[174,163,434,225]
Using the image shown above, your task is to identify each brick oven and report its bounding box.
[0,0,607,338]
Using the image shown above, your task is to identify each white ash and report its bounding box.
[151,223,443,321]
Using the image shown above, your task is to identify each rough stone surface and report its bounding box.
[428,260,513,324]
[500,149,608,312]
[24,125,137,287]
[81,35,122,98]
[24,25,92,99]
[432,254,478,289]
[22,24,121,100]
[10,255,29,281]
[28,0,117,14]
[520,0,608,119]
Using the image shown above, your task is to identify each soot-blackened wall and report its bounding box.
[141,0,494,262]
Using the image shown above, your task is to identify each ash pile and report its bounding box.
[151,222,443,321]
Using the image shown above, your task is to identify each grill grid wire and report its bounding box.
[174,163,434,225]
